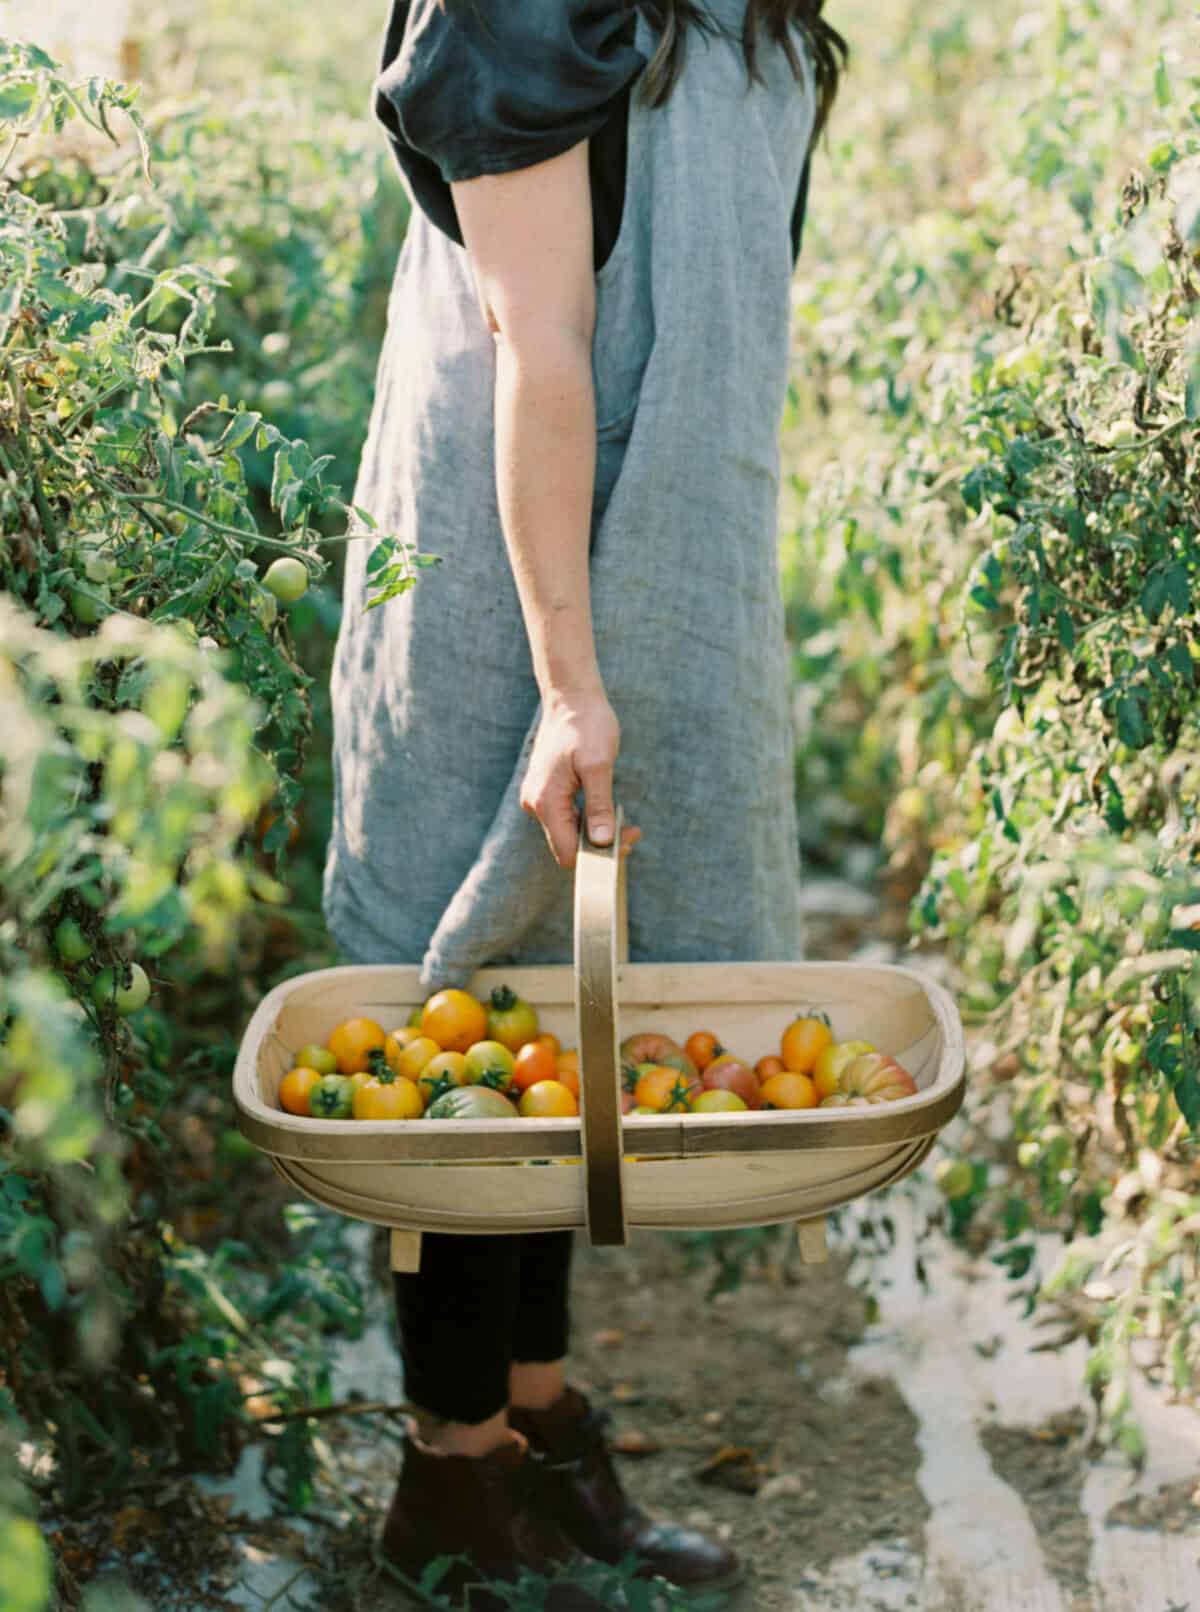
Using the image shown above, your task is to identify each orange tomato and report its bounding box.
[684,1031,724,1071]
[327,1018,387,1075]
[512,1040,558,1092]
[555,1049,581,1098]
[633,1064,701,1113]
[518,1079,579,1118]
[279,1066,321,1115]
[534,1032,561,1057]
[421,989,488,1053]
[780,1014,833,1075]
[760,1071,818,1110]
[352,1074,423,1121]
[755,1054,787,1081]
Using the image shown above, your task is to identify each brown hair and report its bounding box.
[634,1,847,141]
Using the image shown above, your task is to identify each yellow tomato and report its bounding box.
[760,1071,818,1110]
[421,989,488,1053]
[352,1075,423,1121]
[384,1025,427,1071]
[326,1017,387,1075]
[390,1035,441,1082]
[518,1080,579,1118]
[418,1051,470,1107]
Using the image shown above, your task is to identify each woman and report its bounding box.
[323,0,847,1604]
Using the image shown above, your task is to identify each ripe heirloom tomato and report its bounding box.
[421,989,487,1053]
[518,1079,579,1118]
[701,1058,761,1110]
[486,985,539,1052]
[279,1066,321,1115]
[327,1018,387,1075]
[760,1071,818,1110]
[513,1041,558,1092]
[755,1055,787,1081]
[353,1072,423,1121]
[684,1031,724,1071]
[780,1013,833,1075]
[418,1051,470,1107]
[534,1032,561,1057]
[464,1040,517,1092]
[633,1064,701,1113]
[812,1039,875,1100]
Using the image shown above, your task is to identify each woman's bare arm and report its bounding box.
[451,143,626,869]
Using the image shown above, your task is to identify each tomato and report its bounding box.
[512,1041,558,1091]
[518,1080,579,1118]
[485,985,539,1052]
[755,1055,787,1081]
[534,1032,561,1057]
[347,1070,373,1096]
[684,1031,724,1071]
[690,1088,748,1113]
[760,1071,818,1110]
[555,1050,581,1097]
[780,1013,833,1075]
[464,1040,516,1092]
[297,1042,338,1076]
[836,1053,918,1104]
[633,1064,701,1113]
[422,989,488,1053]
[812,1039,875,1100]
[308,1074,356,1119]
[327,1017,387,1075]
[384,1026,428,1072]
[418,1051,470,1106]
[91,963,151,1015]
[53,918,91,964]
[279,1066,321,1115]
[700,1058,761,1110]
[426,1086,519,1121]
[388,1035,441,1083]
[353,1073,423,1121]
[934,1158,975,1199]
[262,556,309,602]
[621,1033,699,1083]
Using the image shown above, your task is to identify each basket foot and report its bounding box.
[795,1217,827,1265]
[390,1228,423,1274]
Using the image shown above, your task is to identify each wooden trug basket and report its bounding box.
[233,819,965,1271]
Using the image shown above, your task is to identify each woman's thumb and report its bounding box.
[579,761,615,846]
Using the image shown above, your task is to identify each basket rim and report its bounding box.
[233,956,966,1164]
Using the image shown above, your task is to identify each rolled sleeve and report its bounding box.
[376,0,646,185]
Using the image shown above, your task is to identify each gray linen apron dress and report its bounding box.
[323,0,816,988]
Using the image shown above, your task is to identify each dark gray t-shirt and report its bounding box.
[372,0,812,271]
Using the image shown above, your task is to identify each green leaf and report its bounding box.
[1115,695,1146,749]
[1055,610,1075,650]
[1140,572,1167,622]
[1154,54,1171,108]
[0,79,38,120]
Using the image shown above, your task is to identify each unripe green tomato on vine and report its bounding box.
[262,557,309,603]
[91,963,151,1015]
[54,918,91,964]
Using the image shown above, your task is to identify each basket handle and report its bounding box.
[574,808,629,1247]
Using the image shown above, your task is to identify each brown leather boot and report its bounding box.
[380,1427,622,1610]
[509,1389,744,1597]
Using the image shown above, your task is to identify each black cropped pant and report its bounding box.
[393,1230,574,1425]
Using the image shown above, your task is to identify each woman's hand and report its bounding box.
[521,686,638,868]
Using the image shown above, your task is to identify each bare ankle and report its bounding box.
[411,1407,513,1459]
